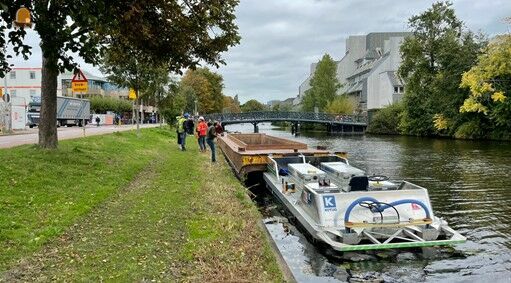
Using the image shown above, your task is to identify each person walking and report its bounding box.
[177,113,188,151]
[95,116,100,127]
[206,121,217,162]
[196,116,208,152]
[175,115,182,148]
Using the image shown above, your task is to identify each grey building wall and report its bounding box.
[297,32,410,111]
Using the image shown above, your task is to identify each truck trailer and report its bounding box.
[27,96,90,128]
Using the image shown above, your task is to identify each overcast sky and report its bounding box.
[9,0,511,103]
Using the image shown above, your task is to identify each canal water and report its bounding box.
[227,123,511,282]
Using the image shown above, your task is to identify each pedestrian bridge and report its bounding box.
[204,111,367,134]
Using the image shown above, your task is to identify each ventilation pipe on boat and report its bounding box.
[343,197,432,225]
[375,199,431,219]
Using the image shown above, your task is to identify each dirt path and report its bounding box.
[2,139,283,282]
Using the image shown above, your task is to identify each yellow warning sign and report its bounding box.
[72,81,88,93]
[129,88,137,100]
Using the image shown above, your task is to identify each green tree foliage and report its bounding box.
[458,35,511,139]
[367,103,404,135]
[90,96,132,114]
[272,103,292,112]
[324,95,356,115]
[101,46,172,134]
[0,0,240,148]
[241,99,266,112]
[177,68,225,114]
[302,54,340,112]
[398,1,485,136]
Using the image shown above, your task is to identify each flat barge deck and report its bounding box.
[217,133,346,178]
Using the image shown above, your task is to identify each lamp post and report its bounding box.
[194,99,198,116]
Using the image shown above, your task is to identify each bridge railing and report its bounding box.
[203,111,367,124]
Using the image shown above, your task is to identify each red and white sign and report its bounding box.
[71,69,88,93]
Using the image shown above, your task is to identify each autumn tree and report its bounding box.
[398,1,485,136]
[176,68,225,114]
[302,54,340,112]
[223,95,241,113]
[0,0,240,148]
[195,68,225,114]
[458,35,511,139]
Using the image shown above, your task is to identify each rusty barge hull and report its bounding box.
[217,133,346,178]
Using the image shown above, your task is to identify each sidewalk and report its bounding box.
[0,123,161,149]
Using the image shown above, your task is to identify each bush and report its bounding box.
[454,121,485,139]
[367,103,403,135]
[324,95,356,115]
[90,96,132,114]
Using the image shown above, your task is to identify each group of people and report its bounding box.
[176,113,223,162]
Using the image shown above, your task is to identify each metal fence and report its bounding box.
[204,111,367,124]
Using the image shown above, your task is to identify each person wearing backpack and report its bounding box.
[206,121,218,162]
[177,113,189,151]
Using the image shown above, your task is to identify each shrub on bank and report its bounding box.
[367,103,403,135]
[90,96,132,114]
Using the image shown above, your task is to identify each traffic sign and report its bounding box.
[128,88,137,100]
[72,69,88,93]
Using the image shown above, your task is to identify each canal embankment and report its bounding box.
[0,127,283,281]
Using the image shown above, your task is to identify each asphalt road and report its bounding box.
[0,124,161,149]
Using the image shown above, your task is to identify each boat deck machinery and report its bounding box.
[263,154,466,252]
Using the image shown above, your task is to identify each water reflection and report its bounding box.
[227,123,511,282]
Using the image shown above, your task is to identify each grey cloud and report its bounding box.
[7,1,511,103]
[218,0,511,103]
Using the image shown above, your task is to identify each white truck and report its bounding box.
[27,97,90,128]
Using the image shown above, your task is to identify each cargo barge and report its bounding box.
[216,133,346,178]
[217,133,466,251]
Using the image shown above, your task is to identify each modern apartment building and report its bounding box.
[296,32,410,112]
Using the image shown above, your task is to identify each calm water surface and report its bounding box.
[228,123,511,282]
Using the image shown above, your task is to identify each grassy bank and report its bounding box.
[0,128,282,281]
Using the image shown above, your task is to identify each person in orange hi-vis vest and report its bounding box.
[196,116,208,152]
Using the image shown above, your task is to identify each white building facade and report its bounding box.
[296,32,410,112]
[1,68,135,130]
[2,68,113,104]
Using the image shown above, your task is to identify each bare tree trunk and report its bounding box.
[39,50,59,149]
[135,96,140,137]
[140,99,144,125]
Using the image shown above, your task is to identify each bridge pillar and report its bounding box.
[253,122,259,133]
[326,123,332,134]
[291,122,300,136]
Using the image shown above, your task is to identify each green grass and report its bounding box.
[0,128,283,281]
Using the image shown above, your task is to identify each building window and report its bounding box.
[30,71,36,79]
[394,86,399,93]
[10,71,16,79]
[400,86,405,93]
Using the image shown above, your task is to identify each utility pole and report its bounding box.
[3,73,11,133]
